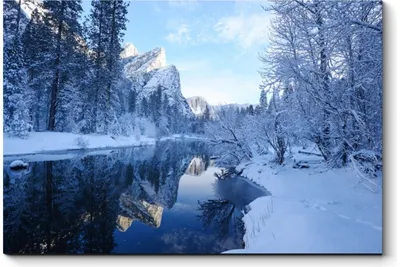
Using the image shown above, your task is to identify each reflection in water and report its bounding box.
[185,157,209,176]
[3,141,265,254]
[213,177,270,211]
[197,199,238,240]
[118,192,163,229]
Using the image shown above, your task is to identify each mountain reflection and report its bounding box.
[3,141,209,254]
[185,156,210,176]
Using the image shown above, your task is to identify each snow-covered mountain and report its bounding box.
[122,44,193,118]
[186,96,214,118]
[120,43,139,59]
[186,96,253,118]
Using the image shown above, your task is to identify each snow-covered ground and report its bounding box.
[3,132,203,156]
[225,149,382,254]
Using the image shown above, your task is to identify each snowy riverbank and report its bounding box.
[3,132,203,156]
[225,150,382,254]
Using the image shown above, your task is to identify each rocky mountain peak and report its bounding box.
[120,42,139,59]
[186,96,214,118]
[123,46,193,118]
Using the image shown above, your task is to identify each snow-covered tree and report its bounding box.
[87,0,129,134]
[206,107,254,165]
[259,88,267,110]
[41,0,84,131]
[3,0,32,138]
[259,0,382,166]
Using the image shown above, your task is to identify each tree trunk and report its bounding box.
[315,1,331,161]
[15,0,22,38]
[104,1,117,134]
[93,2,104,133]
[48,1,65,131]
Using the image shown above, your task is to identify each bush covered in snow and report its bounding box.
[75,136,89,149]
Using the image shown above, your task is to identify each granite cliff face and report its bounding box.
[186,96,215,118]
[122,44,193,118]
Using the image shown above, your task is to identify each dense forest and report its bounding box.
[3,0,215,139]
[4,0,128,136]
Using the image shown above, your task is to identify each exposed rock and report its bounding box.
[123,47,193,118]
[116,215,134,232]
[120,43,139,59]
[186,96,215,118]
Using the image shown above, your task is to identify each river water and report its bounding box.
[3,141,267,254]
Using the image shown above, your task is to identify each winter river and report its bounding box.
[3,141,268,254]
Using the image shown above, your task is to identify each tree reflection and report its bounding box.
[197,199,242,241]
[3,140,204,254]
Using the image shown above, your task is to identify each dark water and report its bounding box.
[3,141,267,255]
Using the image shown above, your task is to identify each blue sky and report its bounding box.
[83,0,271,105]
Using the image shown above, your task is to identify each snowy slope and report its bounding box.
[224,151,382,254]
[122,44,194,118]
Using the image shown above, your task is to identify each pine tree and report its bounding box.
[41,0,83,131]
[140,98,149,117]
[104,0,129,133]
[22,8,55,131]
[259,89,267,109]
[203,105,211,121]
[128,89,136,113]
[247,105,255,116]
[73,18,96,134]
[3,0,32,138]
[88,0,128,133]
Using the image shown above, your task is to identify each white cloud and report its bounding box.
[214,13,270,49]
[165,24,192,45]
[165,11,271,49]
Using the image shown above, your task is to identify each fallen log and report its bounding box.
[293,161,310,169]
[298,150,323,157]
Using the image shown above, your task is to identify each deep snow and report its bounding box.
[3,131,203,156]
[224,149,382,254]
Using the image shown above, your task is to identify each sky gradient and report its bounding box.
[83,0,271,105]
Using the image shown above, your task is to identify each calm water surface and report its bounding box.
[3,141,267,254]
